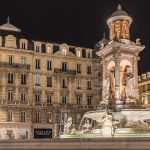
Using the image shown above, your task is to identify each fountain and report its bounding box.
[60,4,150,138]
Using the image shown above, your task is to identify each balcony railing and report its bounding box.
[0,62,30,69]
[54,68,76,75]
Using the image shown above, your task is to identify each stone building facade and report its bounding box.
[0,18,102,139]
[138,72,150,107]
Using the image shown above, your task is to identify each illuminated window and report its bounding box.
[47,46,52,54]
[8,39,14,47]
[62,47,67,55]
[77,50,81,57]
[5,35,16,48]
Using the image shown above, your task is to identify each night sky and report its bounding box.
[0,0,149,74]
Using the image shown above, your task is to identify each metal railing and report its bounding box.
[0,62,30,69]
[54,68,76,75]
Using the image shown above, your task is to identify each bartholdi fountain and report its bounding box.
[60,4,150,138]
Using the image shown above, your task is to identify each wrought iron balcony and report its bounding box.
[0,62,30,69]
[54,68,76,75]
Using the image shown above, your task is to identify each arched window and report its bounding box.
[5,35,16,48]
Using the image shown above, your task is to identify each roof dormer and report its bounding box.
[75,47,82,58]
[46,43,53,54]
[34,41,41,52]
[60,43,69,55]
[5,35,17,48]
[20,39,28,49]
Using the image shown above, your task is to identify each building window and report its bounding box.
[35,94,40,103]
[35,75,40,86]
[8,39,14,48]
[47,77,52,87]
[77,64,81,74]
[62,78,67,88]
[77,50,81,57]
[87,81,92,90]
[21,57,26,64]
[20,112,26,122]
[76,79,81,89]
[62,47,67,55]
[7,111,13,122]
[62,62,67,71]
[21,92,26,102]
[21,74,27,84]
[87,66,92,74]
[8,56,13,65]
[62,96,67,104]
[35,112,40,123]
[77,96,81,105]
[47,61,52,70]
[47,95,52,104]
[35,59,40,69]
[35,45,40,52]
[20,42,26,49]
[47,112,52,123]
[8,91,13,102]
[87,52,91,58]
[8,73,13,83]
[87,97,92,105]
[47,46,52,54]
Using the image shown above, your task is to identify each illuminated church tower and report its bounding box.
[96,4,145,111]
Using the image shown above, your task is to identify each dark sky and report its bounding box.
[0,0,149,74]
